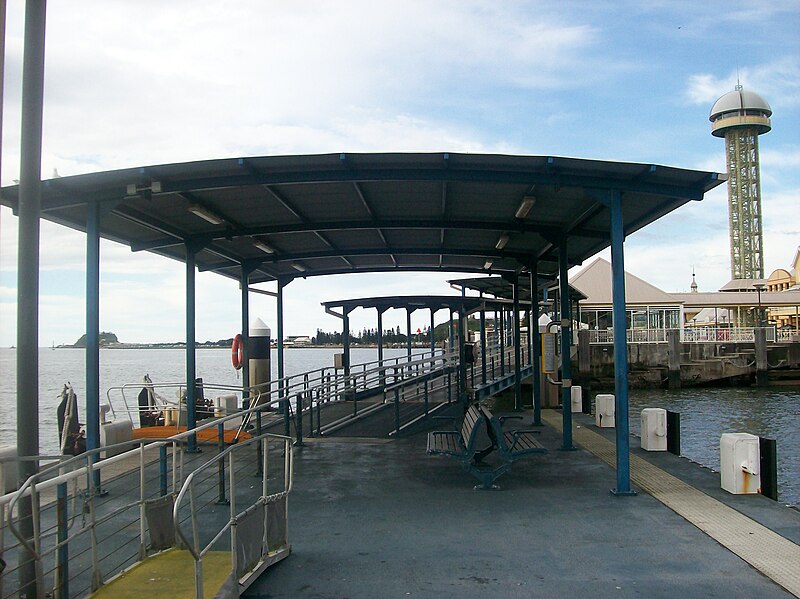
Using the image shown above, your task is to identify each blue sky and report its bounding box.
[1,1,798,346]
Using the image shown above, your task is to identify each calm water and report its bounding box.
[1,348,798,505]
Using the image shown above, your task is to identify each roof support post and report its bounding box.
[406,308,412,362]
[609,189,635,495]
[429,309,436,356]
[342,307,351,379]
[530,265,542,426]
[479,296,487,385]
[16,2,46,593]
[277,280,289,436]
[377,307,385,364]
[511,275,522,411]
[457,308,468,406]
[499,310,506,377]
[185,243,199,452]
[559,238,575,450]
[86,201,102,490]
[240,265,253,405]
[377,307,386,386]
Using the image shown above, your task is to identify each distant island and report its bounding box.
[64,331,233,349]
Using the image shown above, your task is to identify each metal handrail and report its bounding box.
[173,432,292,599]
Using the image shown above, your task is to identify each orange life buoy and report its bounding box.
[231,334,243,370]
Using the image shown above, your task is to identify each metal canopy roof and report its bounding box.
[448,275,587,302]
[0,152,724,284]
[321,294,514,316]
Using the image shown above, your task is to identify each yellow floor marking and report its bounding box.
[90,548,232,599]
[541,410,800,597]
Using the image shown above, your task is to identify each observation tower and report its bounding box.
[710,85,772,280]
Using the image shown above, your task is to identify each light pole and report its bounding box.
[754,283,765,328]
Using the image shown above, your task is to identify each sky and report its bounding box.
[0,0,798,347]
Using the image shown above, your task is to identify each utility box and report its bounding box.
[720,433,761,495]
[0,446,18,493]
[595,394,615,428]
[570,386,582,413]
[334,353,345,369]
[640,408,667,451]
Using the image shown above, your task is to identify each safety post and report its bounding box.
[216,423,228,504]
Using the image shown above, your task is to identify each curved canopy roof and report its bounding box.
[710,88,772,119]
[0,152,724,285]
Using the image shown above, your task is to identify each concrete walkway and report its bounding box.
[242,408,799,598]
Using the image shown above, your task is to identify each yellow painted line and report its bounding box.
[541,410,800,597]
[90,548,232,599]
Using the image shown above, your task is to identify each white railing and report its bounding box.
[682,327,776,343]
[587,327,780,344]
[587,328,668,344]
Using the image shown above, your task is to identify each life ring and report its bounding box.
[231,334,243,370]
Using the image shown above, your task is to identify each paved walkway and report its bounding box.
[242,408,799,599]
[542,409,800,597]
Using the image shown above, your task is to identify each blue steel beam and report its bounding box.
[559,239,575,450]
[610,190,635,495]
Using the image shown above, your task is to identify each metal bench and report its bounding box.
[427,405,504,489]
[480,406,547,462]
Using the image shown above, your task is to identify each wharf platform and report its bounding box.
[243,406,800,599]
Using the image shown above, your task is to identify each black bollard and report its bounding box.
[759,437,778,501]
[666,410,681,456]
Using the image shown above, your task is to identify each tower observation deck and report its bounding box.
[710,85,772,280]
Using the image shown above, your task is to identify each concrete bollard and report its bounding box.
[595,394,615,428]
[720,433,760,494]
[640,408,667,451]
[0,446,19,493]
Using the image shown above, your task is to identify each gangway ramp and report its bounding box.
[89,549,231,599]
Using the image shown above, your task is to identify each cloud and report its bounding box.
[686,57,800,107]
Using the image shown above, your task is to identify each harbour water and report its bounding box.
[1,347,798,506]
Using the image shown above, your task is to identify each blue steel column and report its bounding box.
[498,310,505,376]
[530,267,542,425]
[429,309,435,355]
[240,267,251,406]
[377,308,384,365]
[16,2,46,594]
[342,309,351,378]
[406,308,412,361]
[86,202,101,489]
[610,190,635,495]
[512,276,522,411]
[559,239,575,450]
[185,244,198,452]
[479,297,487,385]
[277,280,288,436]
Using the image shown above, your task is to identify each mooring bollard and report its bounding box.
[759,436,778,501]
[666,410,681,455]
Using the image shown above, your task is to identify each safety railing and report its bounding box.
[173,432,292,599]
[302,351,458,438]
[1,396,291,599]
[587,327,779,344]
[2,439,185,599]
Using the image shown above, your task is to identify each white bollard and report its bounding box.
[100,420,133,458]
[720,433,760,494]
[595,394,615,428]
[640,408,667,451]
[570,386,583,413]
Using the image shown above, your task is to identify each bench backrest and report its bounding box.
[461,405,484,450]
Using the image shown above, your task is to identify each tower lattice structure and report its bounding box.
[710,85,772,280]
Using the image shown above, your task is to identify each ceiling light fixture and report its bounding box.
[291,262,307,272]
[515,196,536,219]
[484,260,493,270]
[188,205,225,225]
[495,234,509,250]
[253,240,274,254]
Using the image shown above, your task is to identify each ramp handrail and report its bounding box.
[173,432,293,599]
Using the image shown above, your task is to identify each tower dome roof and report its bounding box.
[710,88,772,120]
